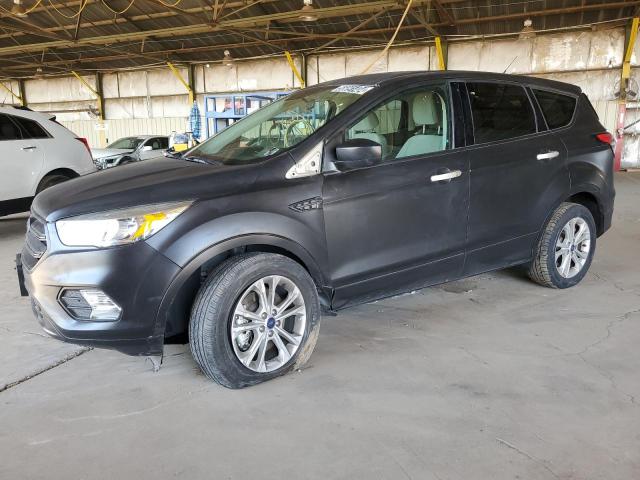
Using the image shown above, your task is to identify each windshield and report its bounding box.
[108,137,144,150]
[187,85,373,164]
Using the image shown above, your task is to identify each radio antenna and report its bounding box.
[503,56,518,74]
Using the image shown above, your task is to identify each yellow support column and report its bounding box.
[435,36,446,71]
[285,51,305,88]
[167,62,195,104]
[614,17,639,171]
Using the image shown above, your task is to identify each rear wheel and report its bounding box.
[189,253,321,388]
[528,202,596,288]
[36,173,73,194]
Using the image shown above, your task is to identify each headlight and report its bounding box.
[56,201,191,247]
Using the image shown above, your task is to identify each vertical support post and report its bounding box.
[285,51,305,88]
[615,17,639,171]
[301,53,307,88]
[167,62,194,104]
[187,64,196,105]
[18,80,26,107]
[72,70,106,147]
[95,72,106,147]
[435,36,447,70]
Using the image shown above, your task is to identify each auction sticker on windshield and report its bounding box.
[331,85,375,94]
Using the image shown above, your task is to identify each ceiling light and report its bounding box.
[299,0,318,22]
[11,0,27,16]
[223,50,234,67]
[519,18,535,39]
[35,66,43,78]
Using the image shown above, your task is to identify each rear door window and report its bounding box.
[532,89,577,129]
[0,114,22,141]
[467,82,537,144]
[12,116,50,139]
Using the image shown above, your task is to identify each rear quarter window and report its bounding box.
[532,89,577,130]
[12,116,51,139]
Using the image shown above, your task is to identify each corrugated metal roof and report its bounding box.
[0,0,635,76]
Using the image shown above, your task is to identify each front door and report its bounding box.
[322,83,470,308]
[462,81,570,275]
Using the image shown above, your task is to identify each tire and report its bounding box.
[117,157,133,166]
[528,202,596,289]
[36,173,72,194]
[189,253,321,388]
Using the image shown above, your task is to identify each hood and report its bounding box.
[92,148,134,159]
[32,155,292,222]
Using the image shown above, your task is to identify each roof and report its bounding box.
[0,0,635,78]
[0,105,55,120]
[315,70,582,94]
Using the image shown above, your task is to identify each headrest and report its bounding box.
[412,92,439,126]
[353,112,379,132]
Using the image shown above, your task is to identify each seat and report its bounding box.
[396,92,443,158]
[350,112,388,153]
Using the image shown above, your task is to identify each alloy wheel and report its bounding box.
[555,217,591,279]
[230,275,306,373]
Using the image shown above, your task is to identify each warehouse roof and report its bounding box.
[0,0,636,78]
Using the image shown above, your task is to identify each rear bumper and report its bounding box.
[21,240,181,356]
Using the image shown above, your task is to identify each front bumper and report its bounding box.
[19,237,181,356]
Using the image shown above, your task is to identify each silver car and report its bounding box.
[92,135,169,169]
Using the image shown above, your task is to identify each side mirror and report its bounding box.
[141,145,153,152]
[334,138,382,171]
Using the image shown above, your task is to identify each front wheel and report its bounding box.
[189,253,321,388]
[528,202,596,289]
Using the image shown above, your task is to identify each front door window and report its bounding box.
[345,84,451,162]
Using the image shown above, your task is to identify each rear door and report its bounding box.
[0,113,46,201]
[461,81,569,275]
[322,81,470,307]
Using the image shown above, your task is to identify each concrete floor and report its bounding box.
[1,173,638,480]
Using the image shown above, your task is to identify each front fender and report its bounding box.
[147,205,327,276]
[151,233,328,341]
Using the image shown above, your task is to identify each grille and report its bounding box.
[22,215,47,271]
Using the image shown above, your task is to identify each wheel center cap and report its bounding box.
[266,317,276,329]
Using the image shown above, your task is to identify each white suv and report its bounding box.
[0,106,96,216]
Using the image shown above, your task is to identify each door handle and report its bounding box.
[536,150,559,160]
[21,146,37,151]
[430,170,462,183]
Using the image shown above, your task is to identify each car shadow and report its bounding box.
[0,214,29,237]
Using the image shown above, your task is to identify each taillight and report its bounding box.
[76,137,92,155]
[595,132,614,145]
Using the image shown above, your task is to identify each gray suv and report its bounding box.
[18,71,615,389]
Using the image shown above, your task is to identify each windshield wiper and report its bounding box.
[182,154,223,166]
